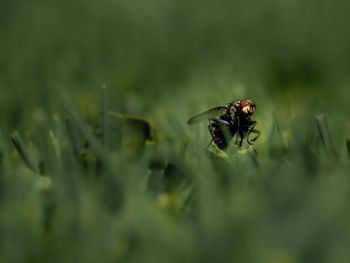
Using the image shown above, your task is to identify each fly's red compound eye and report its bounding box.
[248,100,256,110]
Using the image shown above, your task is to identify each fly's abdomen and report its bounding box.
[212,124,234,150]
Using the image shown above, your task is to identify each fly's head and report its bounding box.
[240,99,256,116]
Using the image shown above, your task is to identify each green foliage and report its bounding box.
[1,1,350,262]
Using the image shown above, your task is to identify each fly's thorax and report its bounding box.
[238,111,252,120]
[222,105,235,124]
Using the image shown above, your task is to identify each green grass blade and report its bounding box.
[0,130,4,167]
[315,114,337,157]
[268,111,287,158]
[10,131,37,173]
[101,84,108,149]
[59,90,105,160]
[315,114,328,155]
[49,130,62,165]
[109,112,153,159]
[65,118,81,155]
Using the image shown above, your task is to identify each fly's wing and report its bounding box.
[187,106,227,125]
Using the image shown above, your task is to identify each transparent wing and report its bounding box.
[187,106,227,125]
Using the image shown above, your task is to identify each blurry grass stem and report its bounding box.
[57,90,106,160]
[268,111,287,158]
[10,131,37,173]
[315,114,337,157]
[65,118,81,155]
[101,84,108,149]
[0,130,4,167]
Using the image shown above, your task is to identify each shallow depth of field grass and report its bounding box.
[1,1,350,262]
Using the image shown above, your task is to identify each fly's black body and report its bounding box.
[187,99,260,151]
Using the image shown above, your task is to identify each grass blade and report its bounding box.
[0,130,4,167]
[315,114,337,157]
[101,84,108,149]
[65,117,81,155]
[58,90,105,160]
[268,111,287,158]
[315,115,327,154]
[10,131,37,173]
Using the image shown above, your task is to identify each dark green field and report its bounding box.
[1,1,350,262]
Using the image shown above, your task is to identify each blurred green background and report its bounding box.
[1,0,350,262]
[1,0,350,128]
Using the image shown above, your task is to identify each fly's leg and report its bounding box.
[247,122,260,145]
[247,129,259,156]
[208,122,215,146]
[238,129,244,147]
[207,122,216,148]
[249,129,260,143]
[233,118,240,146]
